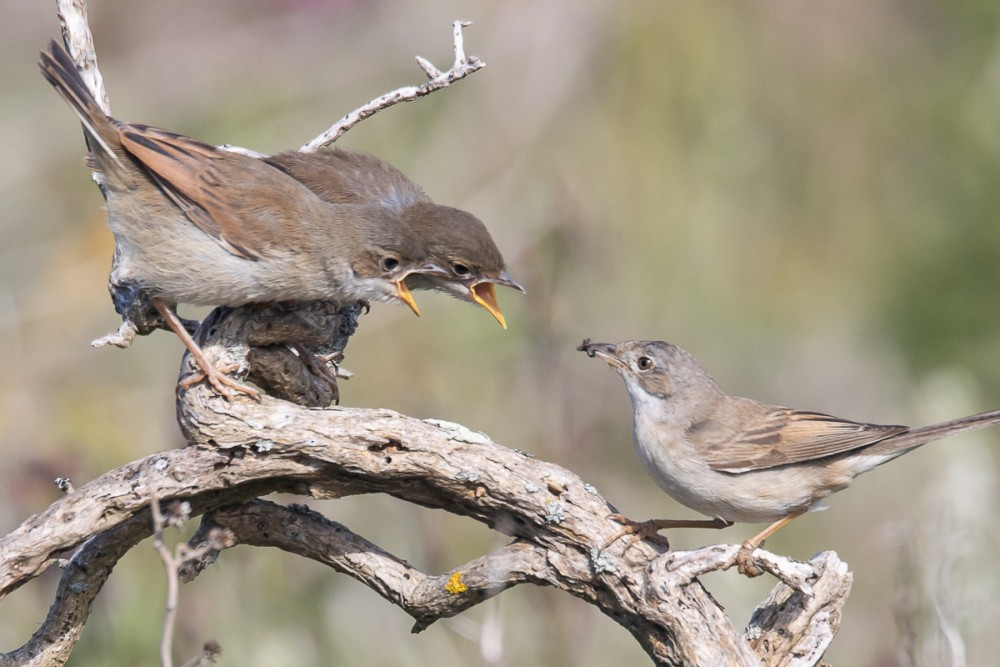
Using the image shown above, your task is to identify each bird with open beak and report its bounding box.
[266,149,524,328]
[41,40,439,398]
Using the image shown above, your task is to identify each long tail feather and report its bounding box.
[38,39,122,165]
[865,408,1000,458]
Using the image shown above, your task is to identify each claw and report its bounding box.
[602,514,731,553]
[735,543,765,577]
[179,361,259,401]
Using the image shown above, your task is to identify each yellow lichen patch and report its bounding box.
[445,571,468,595]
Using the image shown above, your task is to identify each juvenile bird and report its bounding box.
[265,149,524,328]
[41,40,438,398]
[580,339,1000,575]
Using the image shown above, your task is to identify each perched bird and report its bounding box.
[265,150,524,329]
[580,339,1000,575]
[40,40,440,398]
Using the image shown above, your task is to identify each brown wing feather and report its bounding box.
[700,407,908,472]
[119,125,262,260]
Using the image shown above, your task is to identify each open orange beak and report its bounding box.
[470,282,506,329]
[395,279,421,317]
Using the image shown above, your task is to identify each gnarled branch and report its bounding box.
[6,3,855,665]
[0,305,851,665]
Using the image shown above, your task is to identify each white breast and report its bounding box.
[630,393,834,523]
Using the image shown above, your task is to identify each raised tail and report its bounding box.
[38,39,123,168]
[864,408,1000,459]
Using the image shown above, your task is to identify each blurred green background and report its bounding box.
[3,1,1000,664]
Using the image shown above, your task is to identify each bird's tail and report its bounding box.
[864,408,1000,459]
[39,39,124,171]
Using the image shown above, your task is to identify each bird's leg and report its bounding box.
[315,349,354,379]
[315,350,343,364]
[291,343,341,387]
[152,299,260,400]
[735,511,806,577]
[604,514,732,551]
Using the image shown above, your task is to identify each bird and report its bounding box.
[265,149,524,329]
[40,39,442,399]
[579,339,1000,575]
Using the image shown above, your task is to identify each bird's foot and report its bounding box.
[290,344,341,404]
[603,514,732,552]
[731,513,802,577]
[180,361,260,401]
[293,344,340,384]
[604,514,672,551]
[315,349,343,364]
[152,298,259,401]
[735,541,765,578]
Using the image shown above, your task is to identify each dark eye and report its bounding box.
[381,257,400,272]
[636,356,654,371]
[452,262,471,277]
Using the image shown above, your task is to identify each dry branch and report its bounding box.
[300,20,485,152]
[4,2,856,665]
[0,306,852,665]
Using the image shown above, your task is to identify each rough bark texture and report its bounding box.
[0,304,852,667]
[3,4,853,665]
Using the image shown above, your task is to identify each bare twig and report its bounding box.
[178,642,221,667]
[55,0,108,113]
[149,497,227,667]
[299,20,485,152]
[150,497,181,667]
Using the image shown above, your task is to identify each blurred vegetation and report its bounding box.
[2,1,1000,665]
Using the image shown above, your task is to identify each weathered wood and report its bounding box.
[0,308,851,664]
[0,3,854,664]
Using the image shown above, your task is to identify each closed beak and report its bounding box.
[577,340,626,370]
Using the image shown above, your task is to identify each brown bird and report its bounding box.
[265,149,524,328]
[580,339,1000,575]
[40,40,441,399]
